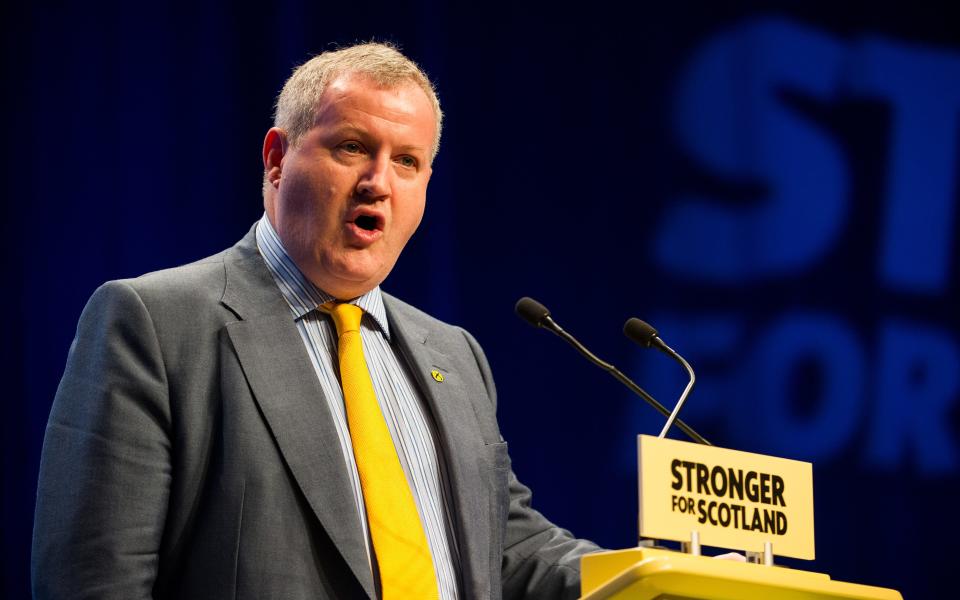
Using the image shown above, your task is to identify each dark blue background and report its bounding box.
[4,1,958,598]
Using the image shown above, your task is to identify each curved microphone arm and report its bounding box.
[656,339,697,440]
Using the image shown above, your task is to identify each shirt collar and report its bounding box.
[255,214,391,339]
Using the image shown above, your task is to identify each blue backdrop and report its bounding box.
[4,1,958,598]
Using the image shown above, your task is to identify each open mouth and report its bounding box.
[355,215,379,231]
[347,208,385,240]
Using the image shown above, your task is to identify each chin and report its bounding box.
[329,270,386,298]
[318,252,394,297]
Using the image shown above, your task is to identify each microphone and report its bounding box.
[623,318,701,443]
[515,297,709,445]
[515,296,553,328]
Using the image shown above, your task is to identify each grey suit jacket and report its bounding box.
[32,226,599,599]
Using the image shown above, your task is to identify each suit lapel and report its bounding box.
[385,299,493,600]
[220,234,375,599]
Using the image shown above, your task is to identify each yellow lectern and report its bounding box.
[579,547,901,599]
[578,436,902,600]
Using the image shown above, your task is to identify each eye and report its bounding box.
[339,141,364,154]
[396,155,418,169]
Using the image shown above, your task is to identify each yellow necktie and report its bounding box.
[323,302,439,600]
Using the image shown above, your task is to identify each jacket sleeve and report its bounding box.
[460,328,602,600]
[32,280,172,599]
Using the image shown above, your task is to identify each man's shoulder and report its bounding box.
[86,230,257,328]
[381,292,488,356]
[114,247,231,307]
[381,291,461,335]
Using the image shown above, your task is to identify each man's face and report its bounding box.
[264,74,435,299]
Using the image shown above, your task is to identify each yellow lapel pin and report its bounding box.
[430,369,445,383]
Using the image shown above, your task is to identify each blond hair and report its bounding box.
[274,42,443,160]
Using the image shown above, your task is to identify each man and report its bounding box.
[33,42,599,599]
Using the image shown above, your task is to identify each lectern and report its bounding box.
[578,436,902,600]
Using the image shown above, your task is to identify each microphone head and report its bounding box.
[623,318,659,348]
[515,297,551,328]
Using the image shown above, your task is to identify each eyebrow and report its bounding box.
[393,143,430,155]
[323,124,367,139]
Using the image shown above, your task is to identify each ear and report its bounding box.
[262,127,288,189]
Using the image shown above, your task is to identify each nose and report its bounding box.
[355,153,391,200]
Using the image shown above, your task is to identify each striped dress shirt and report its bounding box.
[256,215,461,599]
